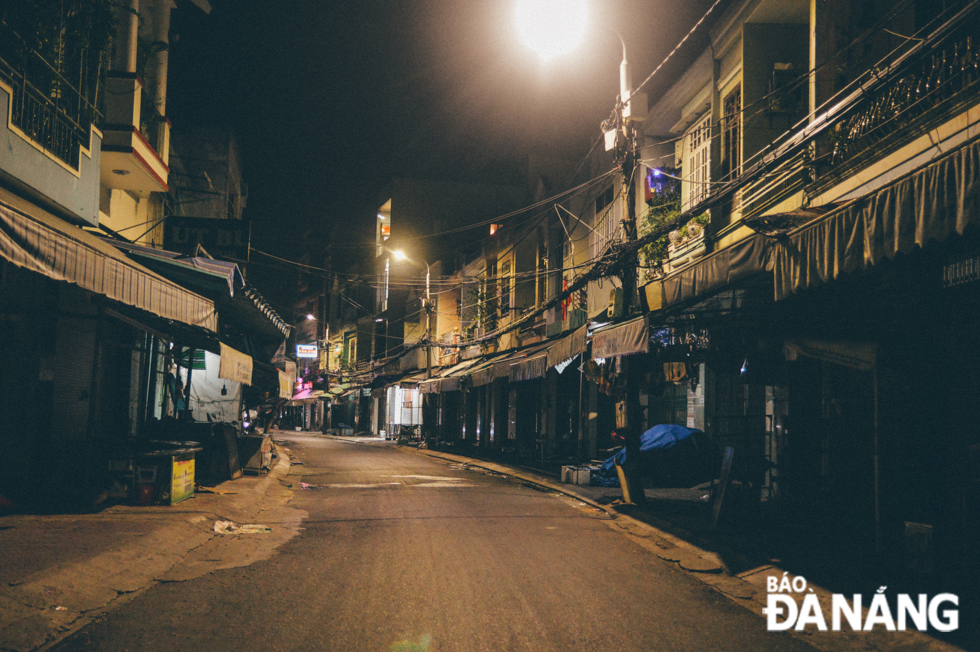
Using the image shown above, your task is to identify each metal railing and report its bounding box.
[736,18,980,219]
[815,22,980,188]
[0,22,103,169]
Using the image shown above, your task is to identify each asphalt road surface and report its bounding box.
[51,434,816,652]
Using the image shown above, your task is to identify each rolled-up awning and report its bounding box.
[592,316,649,359]
[0,198,217,332]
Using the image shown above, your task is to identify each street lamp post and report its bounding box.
[516,1,646,504]
[393,250,432,380]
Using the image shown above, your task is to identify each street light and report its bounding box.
[514,0,589,61]
[515,1,645,505]
[392,249,432,380]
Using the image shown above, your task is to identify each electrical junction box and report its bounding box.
[604,129,618,152]
[624,92,648,122]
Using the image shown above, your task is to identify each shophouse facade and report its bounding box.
[0,2,288,507]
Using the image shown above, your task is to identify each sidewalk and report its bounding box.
[408,445,969,652]
[0,446,303,652]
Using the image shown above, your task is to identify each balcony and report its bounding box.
[100,72,169,196]
[0,23,102,225]
[732,17,980,234]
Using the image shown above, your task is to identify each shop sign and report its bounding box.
[296,343,318,359]
[278,370,291,399]
[170,456,195,505]
[165,215,249,261]
[218,343,252,385]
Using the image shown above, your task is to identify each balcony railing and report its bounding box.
[814,23,980,190]
[736,18,980,221]
[0,22,102,169]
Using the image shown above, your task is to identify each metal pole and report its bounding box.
[616,46,647,505]
[425,261,432,380]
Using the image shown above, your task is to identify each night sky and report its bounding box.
[167,0,718,304]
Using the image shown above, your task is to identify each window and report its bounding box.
[595,186,614,213]
[590,186,623,261]
[682,113,711,211]
[722,85,741,178]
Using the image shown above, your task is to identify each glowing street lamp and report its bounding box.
[514,0,589,62]
[392,249,433,380]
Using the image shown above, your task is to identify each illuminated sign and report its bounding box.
[296,343,318,359]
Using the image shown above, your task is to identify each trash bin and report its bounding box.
[135,444,202,505]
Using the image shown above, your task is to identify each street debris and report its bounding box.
[213,520,272,535]
[53,606,67,611]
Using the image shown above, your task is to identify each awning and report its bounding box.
[467,354,504,387]
[486,342,551,384]
[784,339,877,372]
[419,357,486,394]
[644,234,773,312]
[0,198,217,332]
[546,325,588,369]
[509,352,548,382]
[592,316,649,359]
[105,238,290,340]
[398,371,429,388]
[773,135,980,300]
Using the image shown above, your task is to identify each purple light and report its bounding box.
[653,168,662,177]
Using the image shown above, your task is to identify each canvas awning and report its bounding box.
[466,353,505,388]
[509,352,548,382]
[398,371,429,388]
[773,135,980,300]
[592,316,649,359]
[643,234,773,313]
[105,238,290,340]
[491,342,550,384]
[546,325,588,368]
[0,198,217,332]
[419,357,487,394]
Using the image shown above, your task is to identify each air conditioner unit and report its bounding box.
[607,287,623,319]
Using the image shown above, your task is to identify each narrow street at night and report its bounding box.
[48,435,814,652]
[3,0,980,650]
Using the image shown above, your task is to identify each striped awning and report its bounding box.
[509,353,548,382]
[0,198,217,332]
[546,325,588,368]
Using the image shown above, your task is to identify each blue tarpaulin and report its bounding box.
[598,424,710,485]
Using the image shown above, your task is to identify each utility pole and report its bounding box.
[612,42,647,506]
